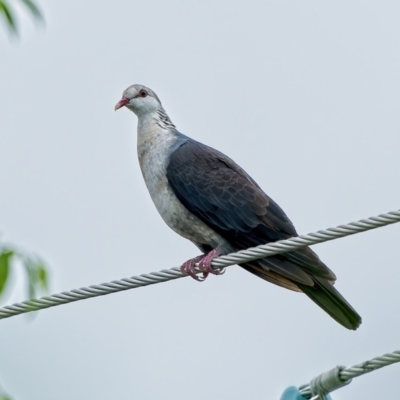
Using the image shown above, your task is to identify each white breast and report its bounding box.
[137,125,229,250]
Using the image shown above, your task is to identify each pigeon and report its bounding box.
[115,84,362,330]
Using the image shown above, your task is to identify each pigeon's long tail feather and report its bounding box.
[241,262,362,330]
[297,277,362,330]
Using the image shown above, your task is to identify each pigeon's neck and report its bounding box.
[137,109,178,159]
[137,107,175,132]
[155,107,176,130]
[137,108,174,137]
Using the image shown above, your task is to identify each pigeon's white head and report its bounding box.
[115,84,162,117]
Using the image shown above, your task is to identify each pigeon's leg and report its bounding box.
[198,248,225,276]
[180,248,225,281]
[180,255,207,282]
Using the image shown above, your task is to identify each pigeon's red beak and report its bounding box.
[114,98,129,111]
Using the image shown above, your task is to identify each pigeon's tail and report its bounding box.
[296,278,362,330]
[241,261,362,330]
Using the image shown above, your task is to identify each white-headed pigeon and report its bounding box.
[115,84,361,330]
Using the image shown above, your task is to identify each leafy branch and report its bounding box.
[0,243,48,303]
[0,240,49,399]
[0,0,43,35]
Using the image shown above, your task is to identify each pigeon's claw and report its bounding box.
[198,248,225,276]
[180,248,224,281]
[180,255,206,281]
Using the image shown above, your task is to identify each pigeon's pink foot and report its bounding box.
[198,248,225,276]
[180,255,206,281]
[180,248,224,281]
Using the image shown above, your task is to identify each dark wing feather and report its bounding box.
[168,141,296,236]
[166,140,361,329]
[166,140,334,282]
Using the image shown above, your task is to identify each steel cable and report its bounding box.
[299,350,400,399]
[0,209,399,320]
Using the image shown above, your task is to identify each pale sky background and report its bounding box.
[1,1,400,399]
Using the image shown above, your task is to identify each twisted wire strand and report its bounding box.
[0,209,399,321]
[299,350,400,399]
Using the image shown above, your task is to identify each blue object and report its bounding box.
[280,386,332,400]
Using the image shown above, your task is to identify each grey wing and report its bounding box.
[166,139,336,287]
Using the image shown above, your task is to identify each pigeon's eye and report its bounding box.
[139,90,148,98]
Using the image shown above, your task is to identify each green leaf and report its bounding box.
[0,250,13,295]
[20,256,49,300]
[19,0,43,22]
[37,264,48,289]
[0,1,17,33]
